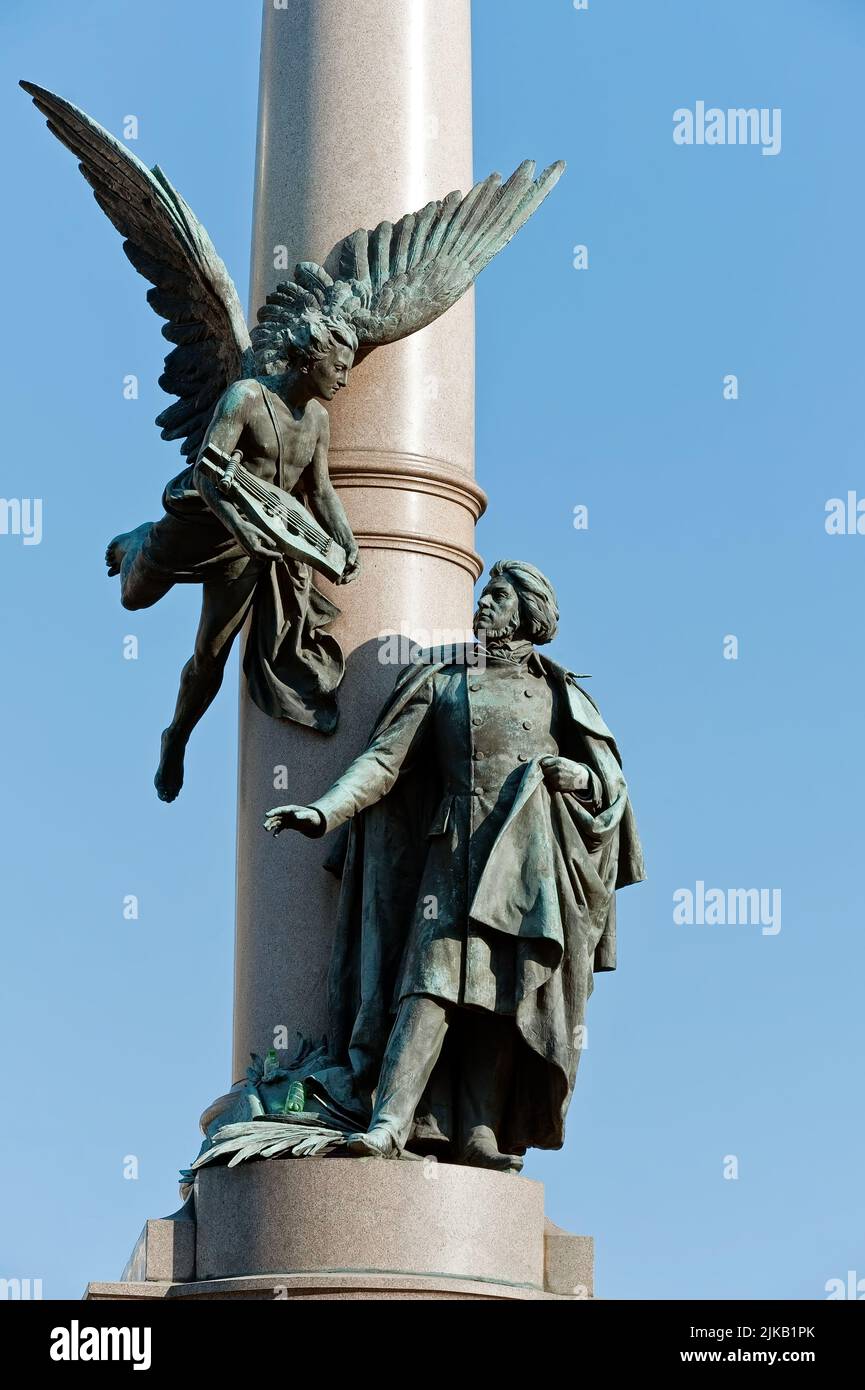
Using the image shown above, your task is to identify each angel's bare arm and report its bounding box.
[192,384,282,561]
[306,407,361,583]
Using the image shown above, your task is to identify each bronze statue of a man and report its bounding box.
[265,562,645,1171]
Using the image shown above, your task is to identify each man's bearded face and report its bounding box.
[473,576,522,641]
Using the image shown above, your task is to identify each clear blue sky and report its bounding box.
[2,0,863,1300]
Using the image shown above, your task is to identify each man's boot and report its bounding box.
[347,994,450,1157]
[457,1009,524,1173]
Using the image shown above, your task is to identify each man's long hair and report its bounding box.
[488,559,559,645]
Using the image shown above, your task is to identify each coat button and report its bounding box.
[518,752,529,762]
[524,689,533,698]
[522,720,532,730]
[469,681,481,691]
[472,716,482,726]
[473,749,484,760]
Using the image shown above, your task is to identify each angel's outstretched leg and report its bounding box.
[107,523,174,610]
[155,567,260,802]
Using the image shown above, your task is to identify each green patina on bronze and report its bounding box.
[189,564,644,1182]
[21,80,564,802]
[20,83,645,1185]
[257,561,646,1173]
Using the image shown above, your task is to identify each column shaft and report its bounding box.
[233,0,481,1079]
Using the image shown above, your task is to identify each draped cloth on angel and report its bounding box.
[307,653,645,1154]
[240,380,344,729]
[242,548,343,732]
[141,461,344,733]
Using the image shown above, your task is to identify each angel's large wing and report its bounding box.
[270,159,564,361]
[21,82,254,458]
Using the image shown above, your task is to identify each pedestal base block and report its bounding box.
[86,1159,593,1301]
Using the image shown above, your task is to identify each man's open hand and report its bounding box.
[263,804,326,837]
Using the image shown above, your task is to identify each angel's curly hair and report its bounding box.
[251,276,359,376]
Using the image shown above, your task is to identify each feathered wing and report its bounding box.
[21,81,254,458]
[258,159,565,361]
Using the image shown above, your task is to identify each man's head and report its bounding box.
[473,560,559,645]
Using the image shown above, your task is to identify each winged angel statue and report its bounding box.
[22,82,564,801]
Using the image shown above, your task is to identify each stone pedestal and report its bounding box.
[87,1161,593,1301]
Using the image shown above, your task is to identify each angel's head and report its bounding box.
[252,282,358,401]
[301,319,356,400]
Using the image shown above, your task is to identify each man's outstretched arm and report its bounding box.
[264,678,434,837]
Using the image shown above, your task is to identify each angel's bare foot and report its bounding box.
[106,523,152,578]
[105,534,127,576]
[155,728,186,802]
